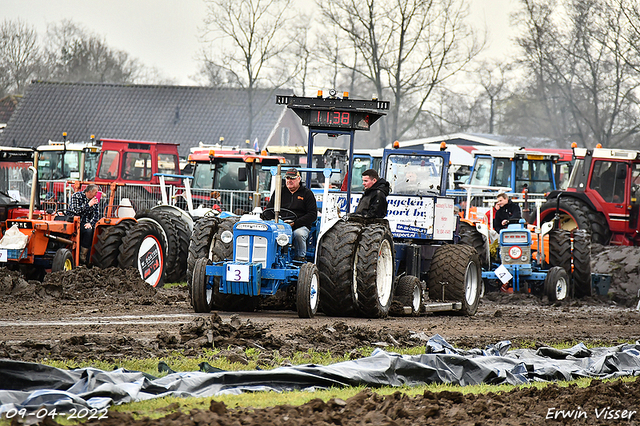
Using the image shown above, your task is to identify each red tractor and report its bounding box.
[93,138,182,212]
[538,146,640,245]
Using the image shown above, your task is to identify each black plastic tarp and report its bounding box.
[1,335,639,415]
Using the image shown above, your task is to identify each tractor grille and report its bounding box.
[500,246,531,265]
[234,235,268,268]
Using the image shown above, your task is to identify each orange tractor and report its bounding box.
[0,170,166,286]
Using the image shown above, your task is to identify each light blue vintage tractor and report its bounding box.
[190,166,338,318]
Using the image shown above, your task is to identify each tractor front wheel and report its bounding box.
[192,257,212,313]
[296,262,320,318]
[52,248,74,272]
[393,275,422,316]
[544,266,570,302]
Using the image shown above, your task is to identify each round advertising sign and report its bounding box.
[136,235,164,287]
[508,246,523,260]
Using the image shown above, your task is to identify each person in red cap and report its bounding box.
[263,168,318,260]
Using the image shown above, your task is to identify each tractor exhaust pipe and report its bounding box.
[28,165,38,220]
[274,164,282,223]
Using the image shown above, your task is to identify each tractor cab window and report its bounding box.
[591,161,626,203]
[0,164,33,204]
[84,151,100,181]
[631,164,640,206]
[218,162,248,191]
[492,158,511,189]
[157,153,179,175]
[469,157,492,188]
[37,151,79,180]
[98,150,120,180]
[567,159,584,189]
[350,156,373,192]
[122,152,152,181]
[386,153,444,195]
[516,159,552,193]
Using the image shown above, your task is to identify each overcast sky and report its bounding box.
[3,0,519,86]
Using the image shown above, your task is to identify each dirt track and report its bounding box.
[1,261,639,425]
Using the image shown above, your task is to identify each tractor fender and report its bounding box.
[546,191,597,212]
[149,204,194,233]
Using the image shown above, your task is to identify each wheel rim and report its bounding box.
[352,250,359,302]
[309,271,319,311]
[556,212,577,231]
[555,276,568,300]
[464,261,479,306]
[64,258,73,271]
[376,239,393,307]
[411,283,421,312]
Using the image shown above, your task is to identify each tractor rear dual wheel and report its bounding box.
[317,219,364,317]
[137,210,190,283]
[459,222,489,268]
[572,229,592,298]
[427,244,482,316]
[352,223,395,318]
[91,219,136,268]
[539,197,610,245]
[186,216,221,289]
[118,222,166,288]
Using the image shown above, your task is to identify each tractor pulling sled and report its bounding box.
[189,91,483,318]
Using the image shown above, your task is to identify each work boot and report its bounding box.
[500,283,513,294]
[80,247,89,265]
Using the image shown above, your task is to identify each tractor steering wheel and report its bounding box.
[262,207,298,223]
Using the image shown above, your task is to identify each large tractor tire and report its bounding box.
[91,219,136,268]
[317,219,363,317]
[548,229,572,276]
[392,275,422,316]
[137,210,190,283]
[186,216,221,288]
[427,244,482,316]
[52,248,74,272]
[192,257,213,313]
[296,262,320,318]
[572,229,592,298]
[118,222,166,288]
[352,222,395,318]
[544,266,570,302]
[459,221,489,268]
[539,197,611,245]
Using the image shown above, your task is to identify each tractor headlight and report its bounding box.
[221,230,233,244]
[276,233,290,247]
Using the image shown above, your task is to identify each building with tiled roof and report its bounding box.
[0,81,306,156]
[0,95,21,136]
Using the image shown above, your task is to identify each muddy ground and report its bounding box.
[1,245,640,425]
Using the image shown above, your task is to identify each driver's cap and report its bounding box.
[285,168,300,179]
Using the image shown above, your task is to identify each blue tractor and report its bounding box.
[481,218,573,301]
[190,167,337,318]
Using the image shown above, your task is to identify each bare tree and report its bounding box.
[319,0,482,146]
[43,20,142,84]
[201,0,296,142]
[475,61,513,134]
[0,19,42,96]
[513,0,640,148]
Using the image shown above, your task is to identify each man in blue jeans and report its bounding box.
[263,168,317,260]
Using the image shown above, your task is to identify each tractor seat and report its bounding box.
[54,214,75,222]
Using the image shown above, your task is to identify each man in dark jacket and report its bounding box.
[493,192,521,231]
[354,169,390,218]
[263,168,318,260]
[68,184,100,263]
